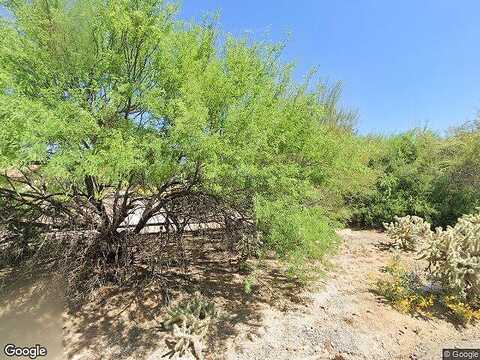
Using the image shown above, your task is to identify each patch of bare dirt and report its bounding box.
[2,230,479,360]
[223,229,480,360]
[0,276,65,360]
[61,234,306,360]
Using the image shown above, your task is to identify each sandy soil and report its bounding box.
[0,277,65,360]
[222,229,480,360]
[1,229,479,360]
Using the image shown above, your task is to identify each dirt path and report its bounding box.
[2,230,479,360]
[223,229,480,360]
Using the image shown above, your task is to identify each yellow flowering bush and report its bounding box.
[375,256,479,324]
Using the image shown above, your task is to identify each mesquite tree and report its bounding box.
[0,0,368,286]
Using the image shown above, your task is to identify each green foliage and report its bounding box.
[431,120,480,226]
[0,0,371,281]
[255,199,339,263]
[243,271,257,294]
[352,122,480,229]
[351,130,441,228]
[384,215,432,251]
[442,295,480,324]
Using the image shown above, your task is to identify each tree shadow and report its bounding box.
[0,270,65,359]
[59,233,311,359]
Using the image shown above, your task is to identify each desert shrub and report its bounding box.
[420,210,480,304]
[255,198,340,278]
[375,256,434,315]
[162,293,217,359]
[243,271,257,294]
[383,215,432,251]
[350,131,441,228]
[351,121,480,230]
[431,120,480,226]
[442,295,480,324]
[375,256,480,324]
[376,210,480,323]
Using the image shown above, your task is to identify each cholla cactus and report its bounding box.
[162,293,217,359]
[420,210,480,303]
[384,215,432,251]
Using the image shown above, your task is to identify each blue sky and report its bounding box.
[1,2,479,135]
[180,0,480,135]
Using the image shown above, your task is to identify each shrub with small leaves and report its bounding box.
[442,295,480,323]
[384,215,432,250]
[420,210,480,303]
[236,233,263,262]
[243,271,257,294]
[375,256,433,316]
[162,293,217,359]
[374,256,480,324]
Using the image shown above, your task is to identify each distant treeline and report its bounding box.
[349,121,480,229]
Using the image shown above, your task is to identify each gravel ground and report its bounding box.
[5,229,478,360]
[222,229,480,360]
